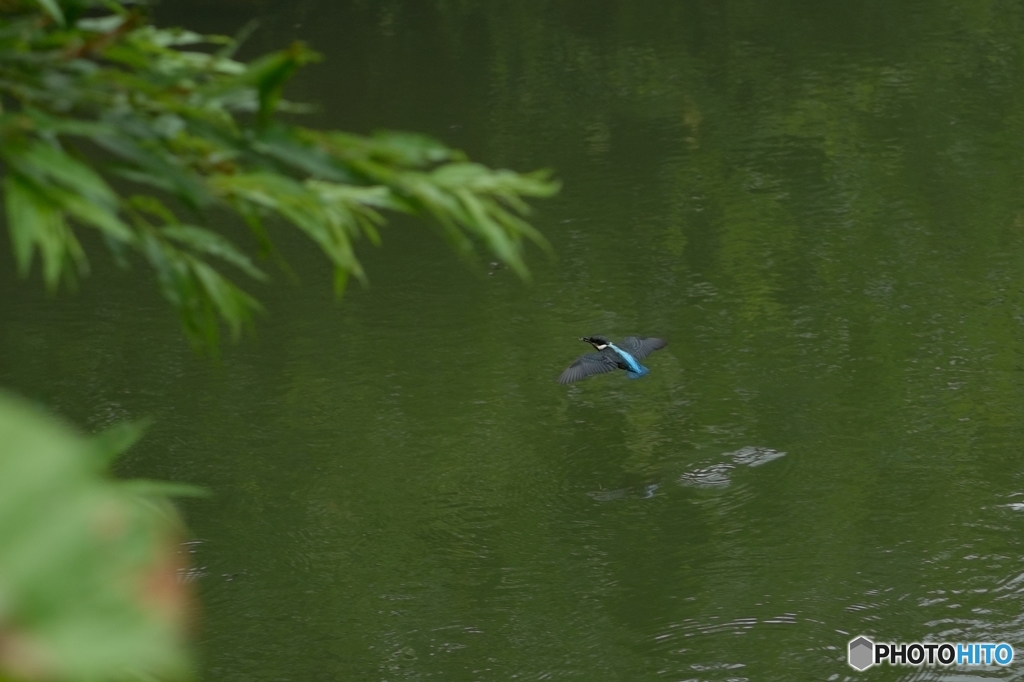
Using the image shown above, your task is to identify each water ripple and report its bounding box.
[678,446,786,488]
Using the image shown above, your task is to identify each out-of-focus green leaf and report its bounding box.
[366,131,463,166]
[456,187,526,277]
[119,480,208,498]
[54,189,134,242]
[333,266,349,298]
[216,19,259,59]
[161,225,266,280]
[243,42,321,127]
[88,419,152,469]
[209,173,370,282]
[145,26,226,49]
[0,390,192,682]
[10,142,118,210]
[33,0,65,26]
[76,14,125,33]
[94,134,212,209]
[128,195,177,224]
[109,167,177,194]
[24,110,115,139]
[186,257,262,340]
[252,130,354,183]
[4,173,87,289]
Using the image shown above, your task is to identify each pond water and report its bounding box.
[5,1,1024,680]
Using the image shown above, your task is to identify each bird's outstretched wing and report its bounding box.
[618,337,668,360]
[558,352,619,384]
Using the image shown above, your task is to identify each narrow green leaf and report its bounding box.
[76,15,126,33]
[5,174,44,276]
[3,174,87,289]
[357,214,382,246]
[109,167,177,194]
[94,135,212,209]
[138,25,207,48]
[333,266,349,298]
[244,42,321,127]
[54,191,134,242]
[491,202,553,255]
[228,196,297,279]
[127,195,177,224]
[456,187,528,278]
[24,109,115,139]
[103,232,133,270]
[215,175,347,264]
[118,480,209,498]
[187,257,263,339]
[253,131,354,182]
[368,131,461,167]
[217,19,260,59]
[88,420,152,468]
[161,225,266,280]
[6,141,118,211]
[33,0,65,26]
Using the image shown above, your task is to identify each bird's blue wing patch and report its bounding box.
[626,365,650,379]
[607,343,643,374]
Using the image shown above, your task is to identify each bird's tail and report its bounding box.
[626,364,650,379]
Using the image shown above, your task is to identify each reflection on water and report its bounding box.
[4,0,1024,679]
[588,483,660,501]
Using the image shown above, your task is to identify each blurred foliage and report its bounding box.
[0,389,200,682]
[0,0,558,348]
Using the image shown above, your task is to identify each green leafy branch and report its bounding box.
[0,0,559,348]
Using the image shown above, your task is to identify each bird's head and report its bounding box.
[581,336,609,350]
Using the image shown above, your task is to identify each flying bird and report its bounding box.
[558,335,668,384]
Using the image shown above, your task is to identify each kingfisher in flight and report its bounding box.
[558,336,668,384]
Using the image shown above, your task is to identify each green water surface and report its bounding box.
[5,1,1024,679]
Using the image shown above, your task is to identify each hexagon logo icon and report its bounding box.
[848,636,874,671]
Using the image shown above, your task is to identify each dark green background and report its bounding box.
[5,0,1024,679]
